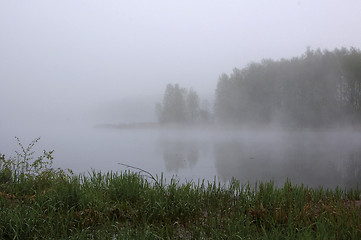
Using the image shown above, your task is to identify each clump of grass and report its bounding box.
[0,137,360,239]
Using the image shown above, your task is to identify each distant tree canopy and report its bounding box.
[156,84,210,124]
[214,48,361,127]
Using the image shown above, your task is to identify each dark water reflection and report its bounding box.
[160,140,199,172]
[159,130,361,189]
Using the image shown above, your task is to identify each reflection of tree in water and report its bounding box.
[214,140,276,184]
[214,135,361,189]
[343,151,361,189]
[161,140,199,173]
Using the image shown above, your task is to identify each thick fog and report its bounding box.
[1,1,361,187]
[1,1,361,124]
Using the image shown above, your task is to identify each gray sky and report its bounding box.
[1,0,361,125]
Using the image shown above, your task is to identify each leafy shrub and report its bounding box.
[0,137,71,185]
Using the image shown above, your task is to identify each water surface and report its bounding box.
[2,125,360,189]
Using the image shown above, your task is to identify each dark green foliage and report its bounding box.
[214,47,361,127]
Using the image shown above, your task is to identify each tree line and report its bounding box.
[214,47,361,127]
[155,84,211,124]
[156,47,361,127]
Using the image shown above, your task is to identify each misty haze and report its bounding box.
[1,0,361,190]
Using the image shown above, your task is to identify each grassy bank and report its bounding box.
[0,170,360,239]
[1,139,360,239]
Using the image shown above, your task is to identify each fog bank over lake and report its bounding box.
[2,122,360,189]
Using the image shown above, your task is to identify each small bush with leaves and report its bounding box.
[0,137,71,184]
[0,153,12,184]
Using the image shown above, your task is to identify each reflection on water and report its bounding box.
[160,140,199,172]
[3,125,360,189]
[344,152,361,188]
[159,130,361,188]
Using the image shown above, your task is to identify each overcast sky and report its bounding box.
[1,0,361,125]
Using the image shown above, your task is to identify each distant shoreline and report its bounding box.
[95,122,159,129]
[95,122,218,130]
[94,122,361,132]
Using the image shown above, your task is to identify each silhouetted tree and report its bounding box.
[156,84,209,125]
[186,88,200,123]
[160,84,187,124]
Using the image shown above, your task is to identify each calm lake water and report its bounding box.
[1,124,361,189]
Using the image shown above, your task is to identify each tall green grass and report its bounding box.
[0,138,360,239]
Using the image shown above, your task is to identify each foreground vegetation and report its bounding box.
[1,138,360,239]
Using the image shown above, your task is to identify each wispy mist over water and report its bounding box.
[1,121,360,189]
